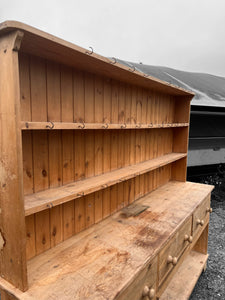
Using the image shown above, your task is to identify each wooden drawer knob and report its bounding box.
[184,234,193,243]
[142,286,155,299]
[197,219,204,226]
[149,288,155,299]
[167,255,178,266]
[206,207,213,213]
[142,286,149,297]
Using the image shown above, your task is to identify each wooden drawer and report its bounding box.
[158,216,192,286]
[116,256,157,300]
[193,194,211,236]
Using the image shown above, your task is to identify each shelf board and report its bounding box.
[24,152,187,216]
[160,251,208,300]
[21,121,189,130]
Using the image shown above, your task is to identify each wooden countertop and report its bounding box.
[0,181,213,299]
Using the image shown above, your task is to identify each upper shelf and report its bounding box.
[21,121,189,130]
[24,152,187,216]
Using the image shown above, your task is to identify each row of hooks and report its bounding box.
[84,46,149,78]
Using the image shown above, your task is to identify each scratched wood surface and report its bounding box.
[0,181,213,300]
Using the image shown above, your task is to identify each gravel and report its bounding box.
[190,171,225,300]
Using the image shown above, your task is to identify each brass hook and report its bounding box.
[85,47,93,55]
[121,123,127,129]
[46,121,54,129]
[78,123,85,129]
[102,123,109,129]
[110,57,117,64]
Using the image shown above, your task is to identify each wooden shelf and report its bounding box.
[21,121,189,130]
[24,152,187,216]
[160,251,208,300]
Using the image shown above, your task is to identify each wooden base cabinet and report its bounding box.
[0,21,213,300]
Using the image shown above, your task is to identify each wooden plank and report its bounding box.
[63,200,75,240]
[30,55,47,121]
[50,205,63,247]
[61,65,73,122]
[111,81,119,124]
[103,131,111,173]
[24,153,188,215]
[85,131,95,178]
[94,131,103,176]
[0,31,28,291]
[21,121,189,130]
[131,86,137,124]
[110,184,118,214]
[75,197,86,233]
[84,73,94,123]
[94,75,104,123]
[118,130,124,169]
[32,131,49,193]
[125,84,131,123]
[95,190,103,224]
[22,131,34,195]
[85,194,95,228]
[74,131,85,181]
[110,131,118,171]
[35,210,50,255]
[25,215,36,260]
[160,251,208,300]
[62,130,74,184]
[124,130,130,167]
[118,83,125,124]
[48,131,62,188]
[46,61,60,121]
[117,182,124,210]
[136,87,142,125]
[1,290,15,300]
[74,70,85,123]
[19,53,31,121]
[102,187,111,219]
[103,77,111,124]
[193,224,209,255]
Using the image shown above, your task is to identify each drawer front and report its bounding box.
[115,256,157,300]
[158,216,192,285]
[193,194,211,236]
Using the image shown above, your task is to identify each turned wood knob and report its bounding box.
[149,288,155,299]
[206,207,213,213]
[184,234,193,243]
[197,219,204,226]
[167,255,178,266]
[142,285,149,297]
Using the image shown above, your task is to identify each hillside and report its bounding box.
[117,59,225,107]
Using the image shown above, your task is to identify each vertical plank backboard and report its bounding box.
[46,61,60,121]
[30,55,47,121]
[22,131,34,195]
[35,210,50,255]
[19,53,31,121]
[74,70,85,123]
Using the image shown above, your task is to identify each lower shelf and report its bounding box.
[159,251,208,300]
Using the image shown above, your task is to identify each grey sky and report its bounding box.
[1,0,225,77]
